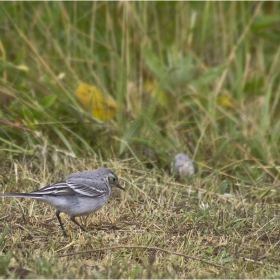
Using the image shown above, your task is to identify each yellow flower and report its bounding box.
[75,83,116,121]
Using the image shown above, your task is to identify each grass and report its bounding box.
[0,1,280,278]
[1,155,280,278]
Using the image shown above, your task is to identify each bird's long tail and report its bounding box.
[0,193,42,198]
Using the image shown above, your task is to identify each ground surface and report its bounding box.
[0,158,280,278]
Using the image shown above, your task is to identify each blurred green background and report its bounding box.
[1,1,280,183]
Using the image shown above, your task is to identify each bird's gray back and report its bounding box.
[67,168,117,181]
[65,168,114,197]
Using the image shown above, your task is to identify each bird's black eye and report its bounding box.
[109,176,116,184]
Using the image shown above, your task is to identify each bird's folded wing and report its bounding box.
[30,181,76,196]
[31,179,107,197]
[66,178,108,197]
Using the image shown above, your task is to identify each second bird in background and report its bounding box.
[170,153,195,180]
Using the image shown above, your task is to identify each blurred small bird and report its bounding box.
[0,168,124,237]
[170,153,195,180]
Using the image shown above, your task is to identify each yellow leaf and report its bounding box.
[217,94,234,108]
[75,83,116,121]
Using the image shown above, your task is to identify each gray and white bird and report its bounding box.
[0,168,124,237]
[170,153,195,180]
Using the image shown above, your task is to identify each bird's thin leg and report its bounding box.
[56,210,69,237]
[70,216,87,232]
[108,216,118,230]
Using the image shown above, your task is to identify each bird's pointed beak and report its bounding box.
[116,183,124,190]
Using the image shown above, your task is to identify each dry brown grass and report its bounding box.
[0,155,280,278]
